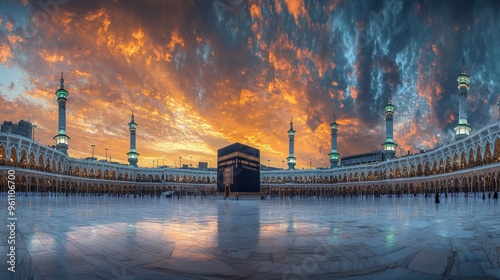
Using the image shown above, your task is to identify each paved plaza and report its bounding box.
[1,193,500,279]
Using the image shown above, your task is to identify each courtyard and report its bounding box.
[1,194,499,279]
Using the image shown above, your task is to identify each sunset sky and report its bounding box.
[0,0,499,168]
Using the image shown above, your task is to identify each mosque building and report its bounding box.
[1,63,499,196]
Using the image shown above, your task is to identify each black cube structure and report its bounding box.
[217,143,260,195]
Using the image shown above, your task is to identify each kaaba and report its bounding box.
[217,143,260,195]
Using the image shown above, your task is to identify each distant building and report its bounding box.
[1,120,33,140]
[340,151,384,166]
[198,162,208,169]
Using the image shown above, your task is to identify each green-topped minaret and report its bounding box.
[53,72,70,154]
[453,58,472,140]
[286,118,296,170]
[382,92,397,159]
[328,111,340,168]
[127,112,139,167]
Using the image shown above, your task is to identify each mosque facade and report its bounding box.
[1,64,499,196]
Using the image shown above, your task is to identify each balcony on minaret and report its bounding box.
[384,103,395,114]
[453,124,472,140]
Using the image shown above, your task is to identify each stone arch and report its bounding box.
[0,145,6,165]
[45,157,51,172]
[445,156,452,172]
[51,160,56,172]
[395,167,401,178]
[37,155,44,170]
[494,138,500,162]
[9,146,18,166]
[74,166,80,177]
[28,151,36,169]
[468,147,475,168]
[431,160,438,175]
[476,145,482,166]
[19,148,28,168]
[452,153,459,171]
[460,150,467,169]
[484,141,493,164]
[438,158,444,174]
[424,161,431,176]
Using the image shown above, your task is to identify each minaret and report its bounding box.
[53,72,70,154]
[328,111,340,168]
[382,92,397,159]
[286,118,296,170]
[453,58,472,140]
[127,112,139,167]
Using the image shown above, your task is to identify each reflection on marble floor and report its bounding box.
[1,194,500,279]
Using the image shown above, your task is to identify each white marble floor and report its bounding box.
[1,193,500,279]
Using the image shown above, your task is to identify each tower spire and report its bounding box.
[127,112,139,167]
[60,72,64,89]
[461,57,466,74]
[286,117,296,170]
[54,72,70,154]
[329,110,340,168]
[454,56,472,139]
[382,92,397,159]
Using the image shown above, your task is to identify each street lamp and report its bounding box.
[179,156,182,168]
[91,144,95,160]
[190,156,192,167]
[105,148,108,162]
[436,134,440,147]
[268,159,270,169]
[399,146,404,157]
[282,160,284,170]
[309,157,313,169]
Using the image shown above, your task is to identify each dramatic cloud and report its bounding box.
[0,0,499,168]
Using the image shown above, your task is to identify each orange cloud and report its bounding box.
[284,0,309,26]
[38,50,65,64]
[0,43,12,64]
[250,4,263,20]
[350,85,358,99]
